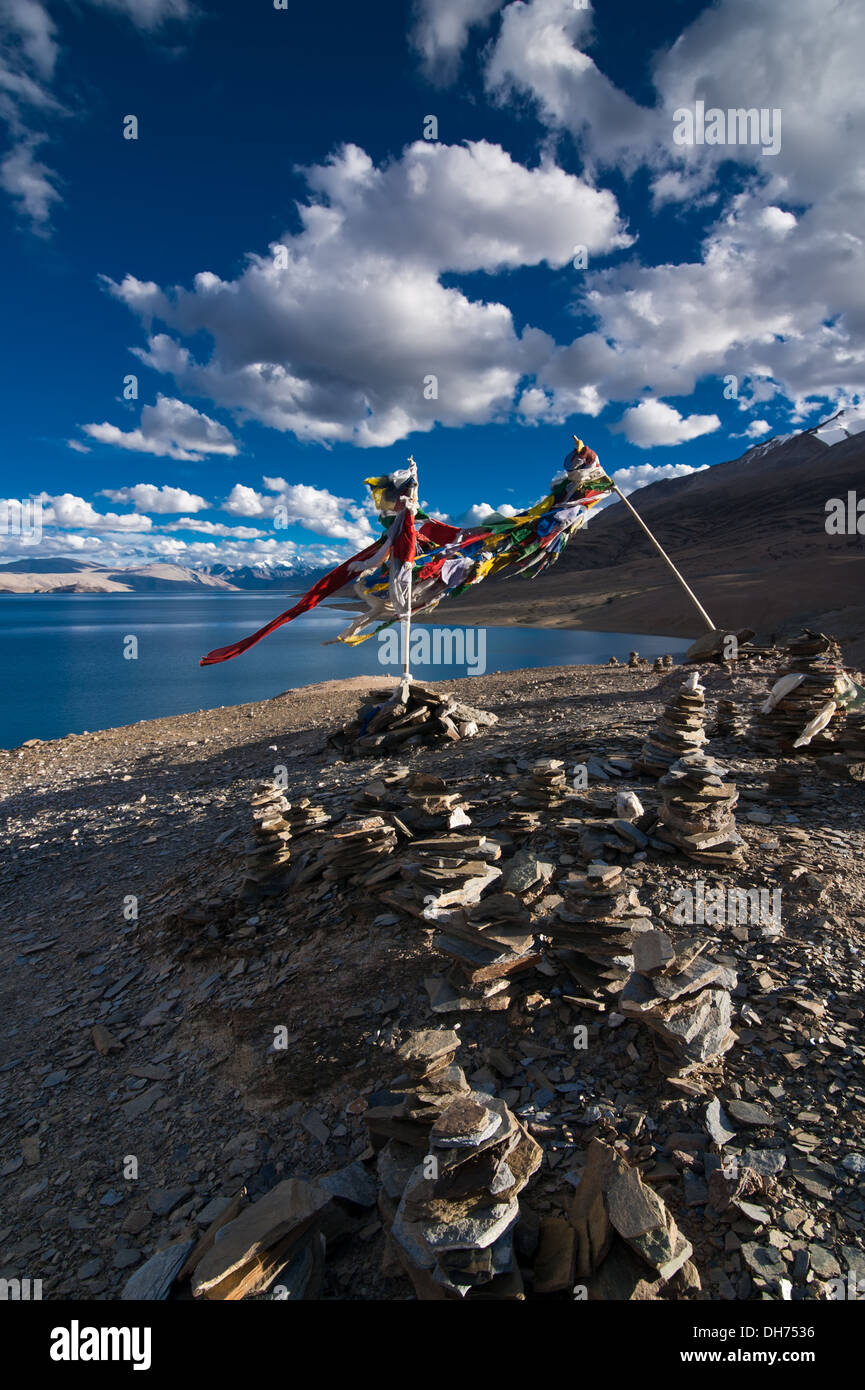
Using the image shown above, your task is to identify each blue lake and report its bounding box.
[0,594,691,748]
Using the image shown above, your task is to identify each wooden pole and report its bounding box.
[611,483,716,633]
[401,455,419,687]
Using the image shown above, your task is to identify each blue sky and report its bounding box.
[1,0,862,571]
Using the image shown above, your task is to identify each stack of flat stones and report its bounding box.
[368,1031,541,1299]
[424,881,544,1015]
[752,630,846,754]
[379,840,502,922]
[655,752,745,867]
[502,807,541,837]
[513,758,570,810]
[620,930,738,1071]
[639,673,708,776]
[713,698,738,738]
[241,783,293,899]
[328,680,498,757]
[313,815,398,887]
[547,863,654,997]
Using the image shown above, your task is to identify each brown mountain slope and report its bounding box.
[440,431,865,662]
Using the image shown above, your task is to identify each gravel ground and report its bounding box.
[1,662,863,1301]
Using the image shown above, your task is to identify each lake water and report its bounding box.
[0,594,691,749]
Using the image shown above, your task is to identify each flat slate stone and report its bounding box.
[191,1179,331,1296]
[726,1100,775,1128]
[121,1239,195,1301]
[705,1099,737,1147]
[431,1095,503,1149]
[318,1160,378,1208]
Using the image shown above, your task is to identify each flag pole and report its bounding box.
[611,483,716,632]
[401,455,419,688]
[576,439,716,633]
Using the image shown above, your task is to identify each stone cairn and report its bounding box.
[712,698,738,738]
[503,807,542,837]
[367,1030,542,1299]
[652,654,675,673]
[620,930,738,1071]
[287,814,397,890]
[421,852,555,1014]
[654,752,745,868]
[546,863,654,997]
[328,680,497,758]
[241,783,293,898]
[512,757,570,810]
[564,789,657,865]
[639,670,708,776]
[315,815,398,886]
[751,630,847,754]
[241,782,333,898]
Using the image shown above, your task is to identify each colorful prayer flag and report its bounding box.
[200,438,612,665]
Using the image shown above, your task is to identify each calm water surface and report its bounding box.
[0,594,691,748]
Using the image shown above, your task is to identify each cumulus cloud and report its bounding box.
[37,492,153,531]
[82,395,237,461]
[99,482,209,513]
[410,0,503,81]
[471,0,865,419]
[742,419,772,438]
[224,478,375,548]
[105,139,629,447]
[613,400,721,449]
[162,518,265,538]
[610,462,711,498]
[485,0,653,173]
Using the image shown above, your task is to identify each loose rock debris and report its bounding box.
[2,658,865,1303]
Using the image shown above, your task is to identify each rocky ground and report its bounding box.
[1,661,864,1301]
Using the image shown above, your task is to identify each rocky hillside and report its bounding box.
[445,426,865,662]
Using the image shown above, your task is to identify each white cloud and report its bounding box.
[162,518,265,538]
[0,135,61,229]
[0,0,193,232]
[457,501,519,527]
[471,0,865,420]
[742,419,772,438]
[225,478,375,548]
[613,400,721,449]
[410,0,503,80]
[485,0,652,173]
[38,492,153,531]
[82,395,237,461]
[106,139,629,447]
[610,462,711,497]
[99,482,209,512]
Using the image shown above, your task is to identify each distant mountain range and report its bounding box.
[0,558,330,595]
